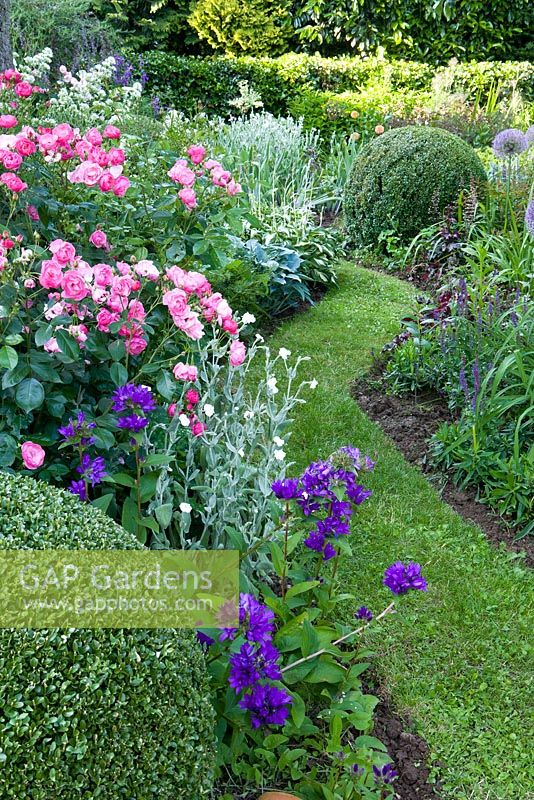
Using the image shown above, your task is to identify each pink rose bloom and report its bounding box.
[14,82,33,98]
[182,270,211,295]
[0,115,18,129]
[191,420,206,437]
[187,145,207,164]
[212,167,231,187]
[15,136,36,156]
[112,175,130,196]
[166,265,187,287]
[96,308,119,332]
[69,323,88,345]
[168,162,196,186]
[173,362,198,382]
[0,172,26,191]
[98,173,115,192]
[93,263,114,287]
[24,278,36,289]
[111,274,133,297]
[49,239,76,264]
[174,310,204,340]
[167,402,177,418]
[128,299,146,322]
[89,230,110,250]
[116,261,131,276]
[163,288,189,317]
[61,269,89,301]
[134,259,160,281]
[108,147,125,166]
[74,140,92,159]
[178,187,197,210]
[91,148,110,167]
[204,159,220,170]
[39,261,63,289]
[44,301,65,320]
[126,335,147,355]
[43,337,61,353]
[229,339,246,367]
[26,204,39,221]
[80,161,103,186]
[214,297,232,321]
[2,151,22,170]
[227,179,241,196]
[85,127,103,146]
[108,293,128,312]
[76,259,93,283]
[185,388,200,406]
[21,441,45,469]
[52,123,74,144]
[38,133,59,153]
[92,286,109,304]
[103,124,121,139]
[222,317,238,335]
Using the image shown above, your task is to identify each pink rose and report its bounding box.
[183,270,211,296]
[52,123,74,144]
[174,310,204,340]
[103,125,121,139]
[128,299,146,322]
[44,301,65,320]
[0,172,27,192]
[187,145,207,164]
[166,265,187,287]
[222,317,238,335]
[163,288,189,317]
[108,147,125,166]
[227,179,241,196]
[111,274,133,297]
[96,308,119,332]
[49,239,76,264]
[38,133,59,153]
[61,269,88,301]
[39,260,63,289]
[178,187,197,210]
[98,172,115,192]
[89,230,110,250]
[21,441,45,469]
[212,167,231,187]
[204,159,220,170]
[26,204,39,221]
[24,278,36,289]
[126,335,147,355]
[14,82,33,98]
[43,337,61,353]
[173,362,198,382]
[93,263,114,287]
[0,115,18,128]
[229,339,246,367]
[85,127,103,146]
[168,162,196,186]
[134,259,159,281]
[2,151,22,170]
[15,136,36,156]
[112,175,130,197]
[80,161,103,186]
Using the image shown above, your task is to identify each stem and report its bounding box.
[135,444,142,520]
[328,552,340,599]
[281,602,396,674]
[281,501,289,599]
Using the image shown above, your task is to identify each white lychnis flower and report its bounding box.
[203,404,215,418]
[241,312,256,325]
[309,379,318,389]
[244,410,254,420]
[278,347,291,360]
[179,414,190,427]
[274,450,286,461]
[273,436,284,447]
[267,377,279,395]
[179,502,192,514]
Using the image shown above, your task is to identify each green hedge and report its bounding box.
[143,52,534,116]
[0,472,215,799]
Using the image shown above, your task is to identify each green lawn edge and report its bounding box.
[260,261,534,800]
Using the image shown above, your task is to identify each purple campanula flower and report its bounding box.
[271,478,301,500]
[239,593,275,644]
[68,479,87,501]
[353,764,366,776]
[229,643,262,692]
[76,454,107,486]
[373,763,398,785]
[112,384,156,415]
[196,631,215,648]
[383,561,428,595]
[239,684,292,729]
[58,410,96,446]
[346,483,372,504]
[116,414,149,432]
[355,606,373,622]
[304,529,325,553]
[323,542,337,560]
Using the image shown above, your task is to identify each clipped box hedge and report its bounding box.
[0,472,215,799]
[142,51,534,117]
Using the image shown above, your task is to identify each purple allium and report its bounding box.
[76,454,107,486]
[239,684,292,729]
[112,384,156,415]
[525,200,534,237]
[68,479,87,501]
[525,125,534,145]
[271,478,301,500]
[196,630,215,648]
[373,763,398,785]
[355,606,373,622]
[116,414,149,432]
[383,561,428,595]
[492,128,528,158]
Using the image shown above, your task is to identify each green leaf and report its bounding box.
[155,503,173,529]
[286,580,320,599]
[2,361,28,389]
[305,659,346,684]
[92,494,114,513]
[290,692,306,728]
[15,378,44,413]
[109,472,136,488]
[269,541,285,577]
[139,471,159,502]
[0,345,18,370]
[34,325,53,347]
[110,362,128,386]
[0,433,17,467]
[122,496,144,540]
[301,618,320,657]
[55,329,81,361]
[156,370,175,401]
[263,734,288,749]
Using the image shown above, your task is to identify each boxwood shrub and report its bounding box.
[344,126,487,247]
[0,473,215,800]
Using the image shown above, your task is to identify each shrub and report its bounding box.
[0,472,215,799]
[344,126,487,247]
[188,0,292,55]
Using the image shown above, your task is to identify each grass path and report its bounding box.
[266,262,533,800]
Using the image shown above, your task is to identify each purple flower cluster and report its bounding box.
[272,447,373,562]
[352,762,398,785]
[525,200,534,238]
[223,593,292,729]
[355,606,373,622]
[68,454,107,500]
[58,411,96,446]
[492,128,528,158]
[383,562,428,595]
[111,384,156,432]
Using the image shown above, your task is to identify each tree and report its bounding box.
[189,0,292,56]
[0,0,13,70]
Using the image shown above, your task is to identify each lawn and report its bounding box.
[264,260,534,800]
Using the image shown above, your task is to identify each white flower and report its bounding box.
[255,333,264,343]
[241,312,256,325]
[179,414,190,427]
[179,502,192,514]
[274,449,286,461]
[238,448,245,457]
[309,379,318,389]
[267,377,279,395]
[273,436,285,447]
[278,347,291,360]
[203,403,215,418]
[244,410,254,420]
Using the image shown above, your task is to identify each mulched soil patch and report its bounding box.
[366,680,443,800]
[351,374,534,567]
